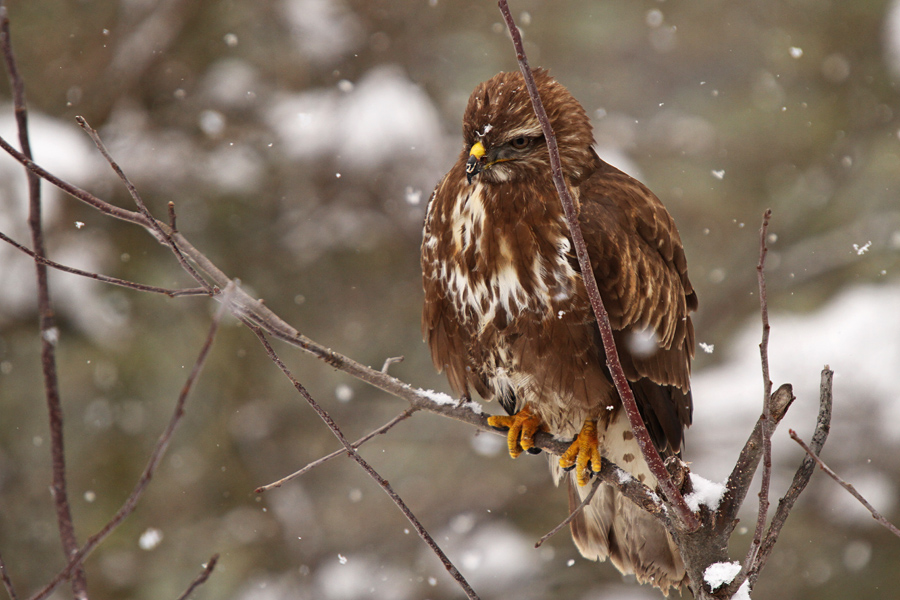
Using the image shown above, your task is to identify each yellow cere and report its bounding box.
[469,141,486,159]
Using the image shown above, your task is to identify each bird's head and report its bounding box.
[461,69,596,186]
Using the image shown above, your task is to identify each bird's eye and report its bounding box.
[510,136,529,149]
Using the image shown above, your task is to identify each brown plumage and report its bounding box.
[421,69,697,593]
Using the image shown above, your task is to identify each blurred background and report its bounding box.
[1,0,899,598]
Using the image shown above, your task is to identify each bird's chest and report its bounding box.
[426,183,581,338]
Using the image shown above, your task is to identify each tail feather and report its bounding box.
[553,409,688,594]
[567,476,687,593]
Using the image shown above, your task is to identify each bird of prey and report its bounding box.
[421,69,697,592]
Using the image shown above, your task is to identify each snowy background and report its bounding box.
[1,1,899,599]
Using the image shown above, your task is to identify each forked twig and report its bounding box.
[496,0,698,532]
[248,327,481,600]
[535,476,603,548]
[744,367,833,589]
[790,431,900,538]
[25,287,230,600]
[174,554,219,600]
[256,407,418,493]
[75,116,213,293]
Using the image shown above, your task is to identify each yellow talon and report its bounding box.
[487,404,544,458]
[559,420,603,486]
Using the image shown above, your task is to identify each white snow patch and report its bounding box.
[419,388,456,405]
[267,66,442,170]
[691,283,900,484]
[684,473,726,512]
[616,468,634,485]
[731,579,751,599]
[427,522,540,594]
[419,388,484,414]
[281,0,362,66]
[461,398,484,414]
[704,560,742,590]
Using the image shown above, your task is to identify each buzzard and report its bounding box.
[421,69,697,592]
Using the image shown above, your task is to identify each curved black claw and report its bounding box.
[526,447,543,455]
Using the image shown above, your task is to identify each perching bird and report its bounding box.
[421,69,697,593]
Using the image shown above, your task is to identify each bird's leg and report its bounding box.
[487,403,545,458]
[559,420,603,487]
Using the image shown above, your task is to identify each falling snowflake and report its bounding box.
[139,527,163,550]
[405,186,422,205]
[852,241,872,255]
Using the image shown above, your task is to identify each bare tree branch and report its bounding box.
[0,4,87,597]
[25,287,229,600]
[718,383,794,528]
[0,230,212,297]
[495,0,698,533]
[256,407,419,493]
[535,476,603,549]
[174,554,219,600]
[790,430,900,538]
[745,209,774,572]
[248,327,482,600]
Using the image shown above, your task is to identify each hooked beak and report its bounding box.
[466,141,486,185]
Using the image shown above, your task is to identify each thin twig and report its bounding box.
[381,355,404,373]
[75,116,212,293]
[168,201,178,231]
[0,231,211,297]
[496,0,698,533]
[745,367,833,589]
[718,383,794,529]
[256,407,418,493]
[26,287,230,600]
[0,551,18,600]
[535,476,603,548]
[249,327,481,600]
[174,554,219,600]
[0,133,151,226]
[745,209,774,572]
[790,431,900,538]
[0,5,87,597]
